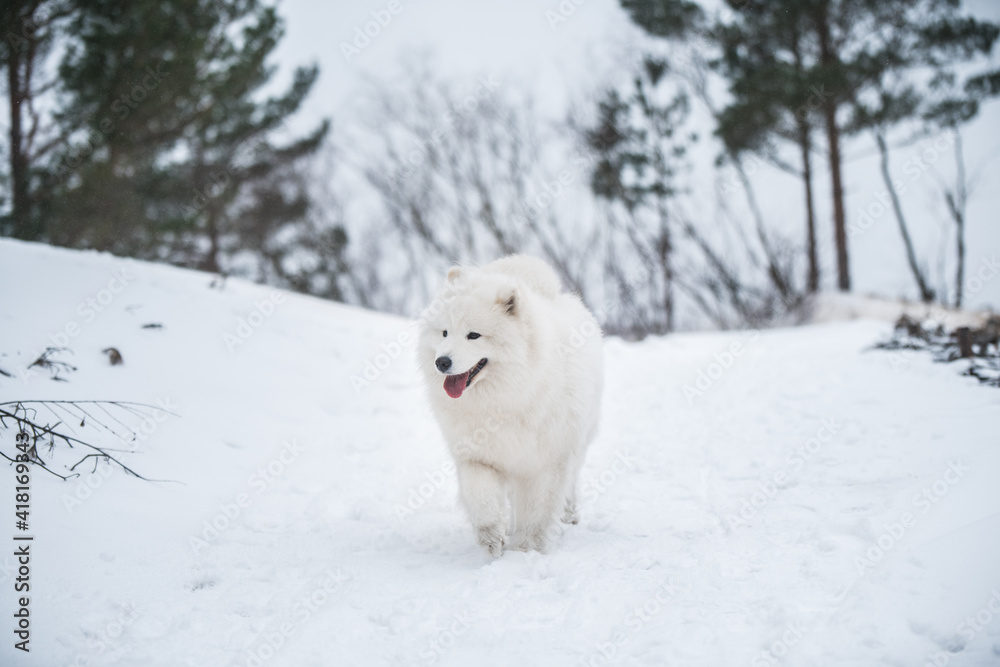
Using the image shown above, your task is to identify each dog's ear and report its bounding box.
[446,266,464,283]
[497,284,518,316]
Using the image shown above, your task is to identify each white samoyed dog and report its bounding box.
[418,255,603,556]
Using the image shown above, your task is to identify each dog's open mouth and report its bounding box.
[443,358,488,399]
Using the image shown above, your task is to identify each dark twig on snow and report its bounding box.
[0,400,178,481]
[28,347,77,381]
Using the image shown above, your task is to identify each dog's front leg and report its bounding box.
[510,472,564,552]
[456,461,507,557]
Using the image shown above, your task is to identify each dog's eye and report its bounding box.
[467,332,481,340]
[442,330,448,338]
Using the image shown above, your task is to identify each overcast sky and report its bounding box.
[271,0,1000,311]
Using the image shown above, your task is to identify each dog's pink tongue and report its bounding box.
[444,372,469,398]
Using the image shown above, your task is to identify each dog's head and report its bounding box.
[418,265,527,400]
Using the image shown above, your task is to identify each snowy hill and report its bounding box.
[1,239,999,666]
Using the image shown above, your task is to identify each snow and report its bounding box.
[1,238,999,666]
[808,292,995,329]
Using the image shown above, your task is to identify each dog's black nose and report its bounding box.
[435,356,452,372]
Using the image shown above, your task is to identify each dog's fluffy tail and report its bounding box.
[485,255,563,299]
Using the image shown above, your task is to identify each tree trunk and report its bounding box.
[790,35,819,293]
[822,104,849,291]
[797,117,819,292]
[6,41,32,239]
[203,211,221,273]
[656,196,674,333]
[874,131,934,302]
[816,7,850,291]
[950,128,966,308]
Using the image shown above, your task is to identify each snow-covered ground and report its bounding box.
[808,291,996,329]
[1,239,999,666]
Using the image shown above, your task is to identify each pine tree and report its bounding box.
[713,0,822,293]
[585,60,693,334]
[47,0,330,276]
[622,0,998,299]
[619,1,802,308]
[1,0,71,240]
[842,2,998,303]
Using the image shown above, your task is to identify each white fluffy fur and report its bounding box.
[418,255,603,556]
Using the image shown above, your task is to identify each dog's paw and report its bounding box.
[476,524,505,558]
[510,530,548,553]
[561,502,579,525]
